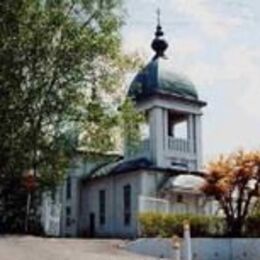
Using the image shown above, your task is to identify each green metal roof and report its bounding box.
[128,57,198,101]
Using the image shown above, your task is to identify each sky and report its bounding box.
[121,0,260,163]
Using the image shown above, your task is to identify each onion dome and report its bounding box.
[128,13,200,102]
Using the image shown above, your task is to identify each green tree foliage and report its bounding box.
[0,0,141,232]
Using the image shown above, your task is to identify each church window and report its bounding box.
[177,194,183,203]
[66,206,71,226]
[66,177,71,200]
[123,184,131,226]
[99,189,106,225]
[51,188,56,202]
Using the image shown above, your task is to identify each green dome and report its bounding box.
[128,57,198,101]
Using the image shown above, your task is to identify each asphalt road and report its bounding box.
[0,236,155,260]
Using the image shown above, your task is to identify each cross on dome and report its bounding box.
[151,9,169,59]
[157,8,161,26]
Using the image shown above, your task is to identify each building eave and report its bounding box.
[81,156,206,183]
[133,90,207,108]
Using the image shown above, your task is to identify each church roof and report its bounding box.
[128,58,199,101]
[81,156,205,181]
[84,157,152,180]
[160,175,206,193]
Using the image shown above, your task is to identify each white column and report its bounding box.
[195,114,203,169]
[163,109,168,151]
[187,115,194,154]
[149,107,164,167]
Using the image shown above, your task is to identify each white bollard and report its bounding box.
[183,220,192,260]
[172,236,181,260]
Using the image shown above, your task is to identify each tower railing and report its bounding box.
[167,137,193,154]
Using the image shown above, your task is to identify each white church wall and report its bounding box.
[140,171,165,197]
[140,171,156,196]
[80,170,143,237]
[114,172,142,237]
[61,176,80,237]
[58,153,120,237]
[55,154,209,238]
[60,160,84,237]
[79,176,114,236]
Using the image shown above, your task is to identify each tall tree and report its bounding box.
[0,0,141,232]
[201,150,260,236]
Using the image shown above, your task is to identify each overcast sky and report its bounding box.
[121,0,260,164]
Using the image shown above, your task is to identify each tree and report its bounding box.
[0,0,141,232]
[201,150,260,236]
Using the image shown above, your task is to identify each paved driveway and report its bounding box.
[0,236,155,260]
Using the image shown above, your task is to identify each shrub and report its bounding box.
[245,212,260,237]
[138,212,224,238]
[138,212,164,237]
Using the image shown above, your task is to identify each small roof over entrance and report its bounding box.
[159,174,206,194]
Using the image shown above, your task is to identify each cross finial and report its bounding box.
[151,8,168,59]
[157,8,161,26]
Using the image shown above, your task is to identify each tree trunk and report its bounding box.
[226,218,243,237]
[24,192,31,233]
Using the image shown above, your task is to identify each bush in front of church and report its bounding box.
[138,212,224,238]
[244,211,260,237]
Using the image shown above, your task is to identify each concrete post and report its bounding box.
[172,236,181,260]
[183,220,192,260]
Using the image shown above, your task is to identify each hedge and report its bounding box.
[138,212,224,238]
[245,212,260,237]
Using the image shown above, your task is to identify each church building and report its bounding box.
[41,19,211,238]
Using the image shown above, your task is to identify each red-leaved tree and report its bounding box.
[201,150,260,236]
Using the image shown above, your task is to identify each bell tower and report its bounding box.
[127,15,206,172]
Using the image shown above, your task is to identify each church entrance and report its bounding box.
[89,213,95,237]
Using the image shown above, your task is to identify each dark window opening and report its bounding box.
[123,184,131,226]
[177,194,183,203]
[66,206,71,226]
[66,177,71,199]
[99,189,106,225]
[51,188,56,202]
